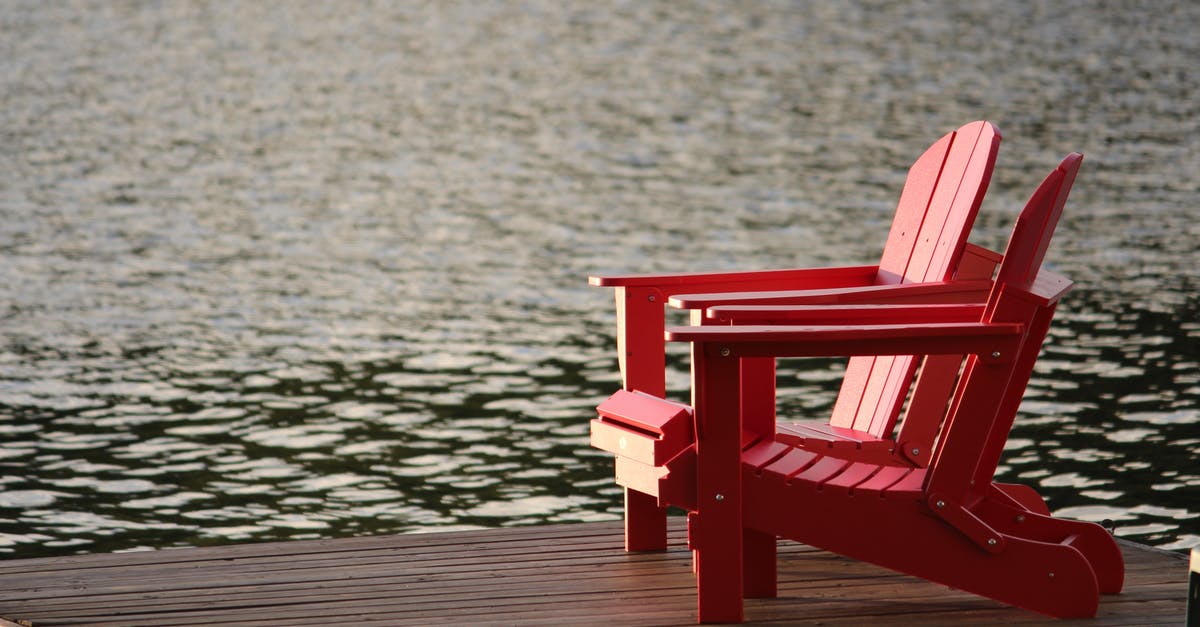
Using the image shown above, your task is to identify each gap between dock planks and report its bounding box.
[0,519,1187,626]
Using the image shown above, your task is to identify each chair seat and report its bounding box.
[774,422,910,466]
[743,438,925,496]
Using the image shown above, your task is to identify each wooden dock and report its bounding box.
[0,519,1186,625]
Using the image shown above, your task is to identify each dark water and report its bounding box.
[1,1,1196,559]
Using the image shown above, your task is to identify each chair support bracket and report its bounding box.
[929,492,1007,554]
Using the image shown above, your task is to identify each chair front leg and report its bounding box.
[692,341,745,622]
[615,285,668,396]
[615,286,669,550]
[743,528,777,598]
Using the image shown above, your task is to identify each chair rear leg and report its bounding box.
[625,489,668,551]
[744,528,777,598]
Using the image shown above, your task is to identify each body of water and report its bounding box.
[1,0,1197,559]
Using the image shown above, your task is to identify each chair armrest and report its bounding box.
[706,303,987,325]
[668,279,993,310]
[1026,269,1074,304]
[665,322,1023,361]
[956,243,1003,280]
[588,265,878,293]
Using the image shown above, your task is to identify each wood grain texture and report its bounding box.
[0,520,1185,626]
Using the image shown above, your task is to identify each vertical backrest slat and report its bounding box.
[829,358,874,428]
[868,358,916,435]
[875,134,954,285]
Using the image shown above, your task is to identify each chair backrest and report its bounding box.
[877,120,1002,284]
[988,153,1082,304]
[829,121,1001,437]
[927,153,1083,499]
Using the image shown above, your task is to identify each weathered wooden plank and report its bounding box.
[14,549,917,619]
[3,527,853,602]
[13,557,900,619]
[0,521,644,574]
[5,539,633,590]
[6,555,698,613]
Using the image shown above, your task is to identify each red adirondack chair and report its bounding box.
[640,153,1123,621]
[590,121,1002,550]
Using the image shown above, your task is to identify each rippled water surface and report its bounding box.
[1,1,1197,558]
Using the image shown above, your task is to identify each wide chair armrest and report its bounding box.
[665,322,1023,361]
[707,303,987,325]
[957,243,1004,280]
[668,279,994,310]
[588,265,878,294]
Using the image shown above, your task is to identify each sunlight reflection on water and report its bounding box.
[1,0,1197,558]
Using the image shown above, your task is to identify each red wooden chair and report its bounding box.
[589,121,1002,550]
[641,153,1123,621]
